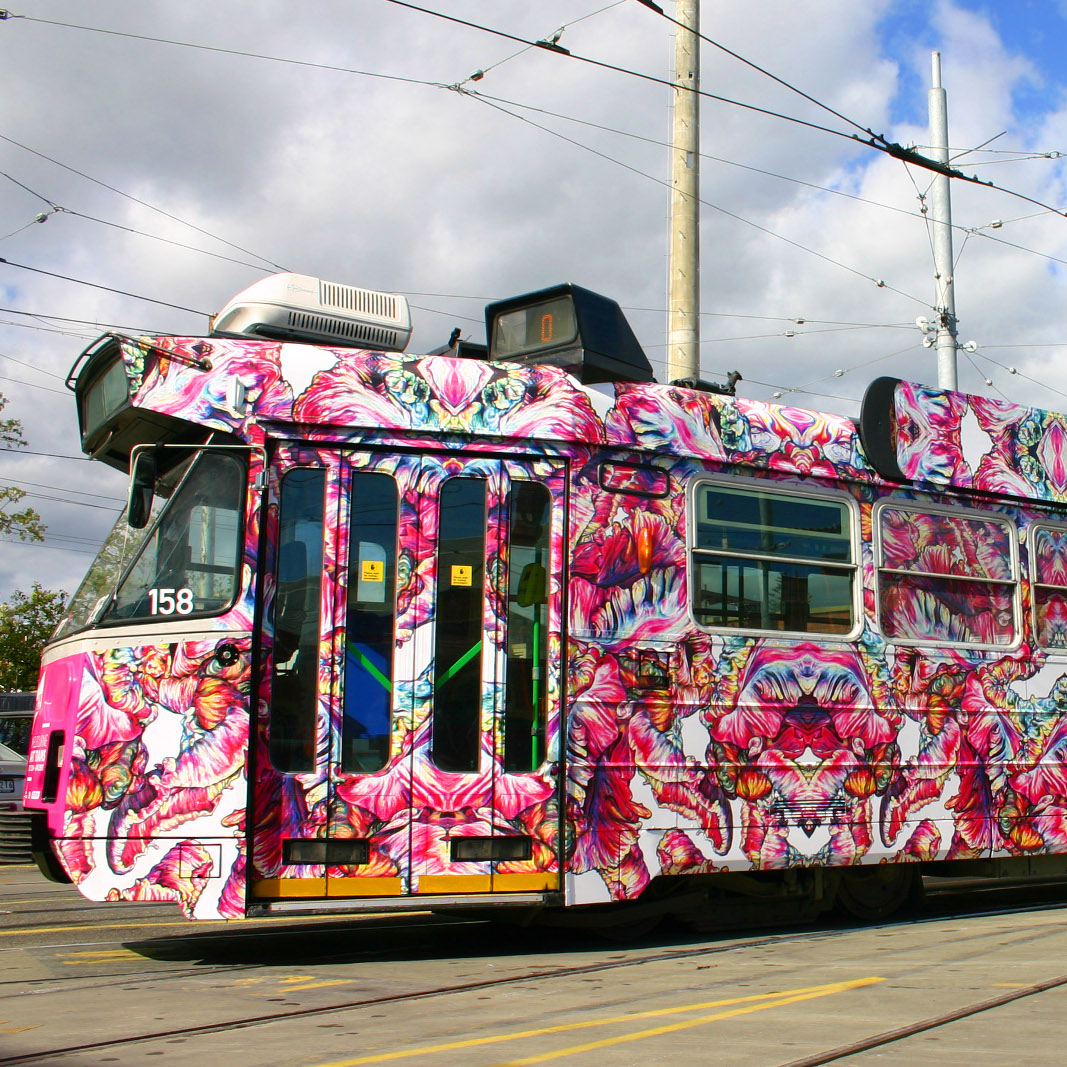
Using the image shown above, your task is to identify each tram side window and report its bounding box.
[270,469,326,774]
[691,483,855,634]
[876,505,1017,647]
[107,452,245,623]
[1032,526,1067,648]
[341,472,398,774]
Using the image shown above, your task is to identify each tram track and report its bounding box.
[780,970,1067,1066]
[0,931,820,1066]
[4,899,1067,1066]
[5,886,1062,996]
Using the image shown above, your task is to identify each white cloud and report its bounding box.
[1,0,1066,602]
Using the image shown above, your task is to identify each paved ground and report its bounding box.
[3,863,1067,1065]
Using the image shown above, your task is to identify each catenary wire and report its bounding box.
[463,89,931,307]
[632,0,875,139]
[9,478,125,502]
[0,133,288,272]
[0,258,209,317]
[8,7,1064,217]
[0,351,65,380]
[0,306,161,334]
[382,0,1067,215]
[0,372,67,395]
[459,1,627,85]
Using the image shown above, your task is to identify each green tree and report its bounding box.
[0,583,68,691]
[0,392,45,542]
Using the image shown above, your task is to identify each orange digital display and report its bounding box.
[492,295,579,360]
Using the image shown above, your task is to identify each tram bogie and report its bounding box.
[23,275,1067,929]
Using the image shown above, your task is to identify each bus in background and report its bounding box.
[0,691,35,863]
[22,272,1067,929]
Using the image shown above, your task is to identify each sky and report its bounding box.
[1,0,1066,604]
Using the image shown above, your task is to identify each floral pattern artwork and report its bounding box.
[889,379,1067,503]
[24,332,1067,918]
[26,639,251,919]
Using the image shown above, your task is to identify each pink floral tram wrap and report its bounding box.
[23,278,1067,926]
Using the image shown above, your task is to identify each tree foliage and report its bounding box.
[0,392,45,542]
[0,583,68,691]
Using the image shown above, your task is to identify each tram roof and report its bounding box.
[70,331,1067,507]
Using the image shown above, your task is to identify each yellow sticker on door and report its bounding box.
[361,560,384,582]
[451,565,473,587]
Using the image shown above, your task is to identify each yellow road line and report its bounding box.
[0,919,227,936]
[0,897,74,905]
[257,979,354,993]
[59,948,144,964]
[305,976,883,1067]
[495,980,882,1065]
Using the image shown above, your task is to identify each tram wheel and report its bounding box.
[835,863,921,922]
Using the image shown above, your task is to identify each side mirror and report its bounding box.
[128,450,158,529]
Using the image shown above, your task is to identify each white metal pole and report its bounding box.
[667,0,700,384]
[928,51,958,391]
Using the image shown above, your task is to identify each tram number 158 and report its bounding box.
[148,587,195,615]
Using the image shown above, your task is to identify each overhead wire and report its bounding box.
[0,537,97,555]
[2,171,276,273]
[0,351,67,381]
[0,306,160,334]
[0,258,209,317]
[632,0,876,140]
[10,478,124,502]
[381,0,1067,215]
[15,2,1030,203]
[0,133,288,272]
[462,89,931,307]
[0,372,67,395]
[5,8,1061,306]
[457,1,627,86]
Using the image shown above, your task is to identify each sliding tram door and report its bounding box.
[251,447,566,901]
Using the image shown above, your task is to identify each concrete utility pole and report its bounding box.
[667,0,700,384]
[928,51,958,391]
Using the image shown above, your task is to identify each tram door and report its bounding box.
[253,446,565,901]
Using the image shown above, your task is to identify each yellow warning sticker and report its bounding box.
[451,565,473,587]
[361,560,385,583]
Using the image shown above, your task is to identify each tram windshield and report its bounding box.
[53,451,246,639]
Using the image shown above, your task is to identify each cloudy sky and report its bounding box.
[1,0,1066,604]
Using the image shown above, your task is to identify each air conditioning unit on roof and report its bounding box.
[210,272,412,352]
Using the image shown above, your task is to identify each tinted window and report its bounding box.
[692,484,855,634]
[341,472,398,774]
[269,468,326,774]
[432,478,485,773]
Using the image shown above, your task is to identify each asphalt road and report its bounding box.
[4,863,1067,1065]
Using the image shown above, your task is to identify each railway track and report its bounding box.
[3,882,1067,1065]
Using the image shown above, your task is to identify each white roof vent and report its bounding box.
[210,272,412,352]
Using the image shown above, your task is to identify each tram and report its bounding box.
[22,272,1067,927]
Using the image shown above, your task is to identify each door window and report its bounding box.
[269,468,326,773]
[431,477,486,773]
[341,472,399,773]
[503,481,550,772]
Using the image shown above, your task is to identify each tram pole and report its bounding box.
[667,0,700,384]
[928,51,958,391]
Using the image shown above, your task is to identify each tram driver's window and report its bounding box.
[106,451,245,624]
[691,484,855,635]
